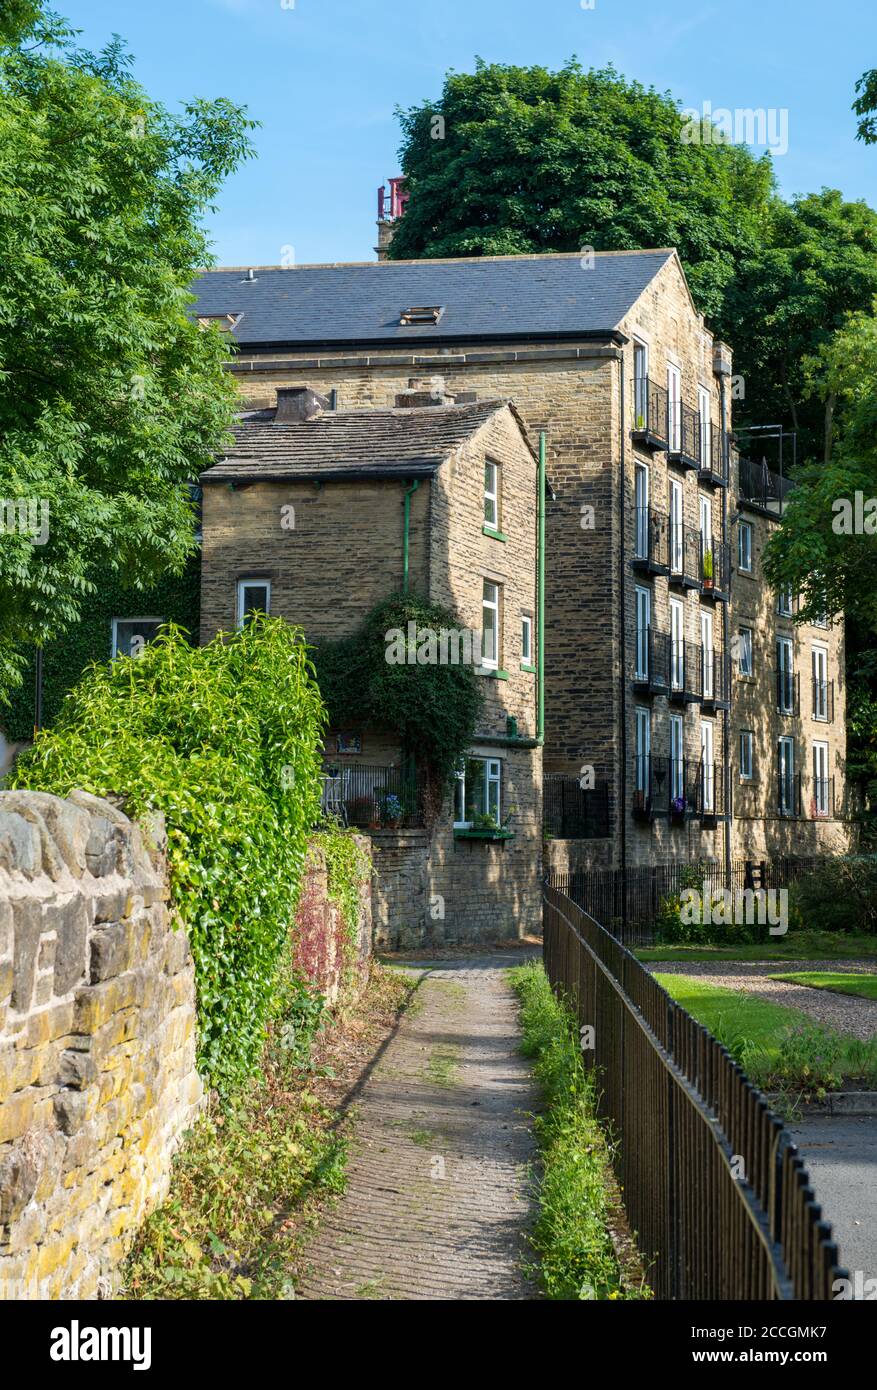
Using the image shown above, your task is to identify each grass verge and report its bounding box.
[123,962,411,1299]
[654,973,877,1094]
[509,960,650,1301]
[770,971,877,1001]
[637,931,877,964]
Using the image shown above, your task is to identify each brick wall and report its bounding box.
[293,835,372,1003]
[0,791,202,1300]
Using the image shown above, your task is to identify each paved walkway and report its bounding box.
[649,960,877,1040]
[789,1114,877,1294]
[298,953,540,1300]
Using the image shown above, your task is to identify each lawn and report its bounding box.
[638,931,877,965]
[770,972,877,1001]
[653,973,877,1092]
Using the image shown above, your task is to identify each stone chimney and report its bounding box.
[394,376,464,409]
[274,387,330,423]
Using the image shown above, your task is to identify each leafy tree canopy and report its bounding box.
[388,59,776,322]
[854,68,877,145]
[0,6,255,695]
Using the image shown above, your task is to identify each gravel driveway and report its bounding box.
[647,960,877,1041]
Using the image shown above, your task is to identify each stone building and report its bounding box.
[199,386,542,946]
[191,247,849,923]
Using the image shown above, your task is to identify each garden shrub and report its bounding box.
[12,617,326,1094]
[310,824,371,981]
[789,856,877,936]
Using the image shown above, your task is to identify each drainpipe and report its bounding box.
[719,372,732,889]
[402,479,420,594]
[619,364,628,897]
[538,433,546,745]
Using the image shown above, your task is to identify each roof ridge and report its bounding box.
[200,249,676,274]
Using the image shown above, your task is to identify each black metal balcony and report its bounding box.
[700,650,731,711]
[693,762,728,822]
[668,522,702,590]
[668,399,700,471]
[738,456,793,516]
[543,775,611,839]
[631,754,670,821]
[321,762,425,828]
[808,776,835,821]
[699,538,730,602]
[777,769,802,819]
[633,628,670,695]
[812,677,834,723]
[667,757,700,822]
[631,377,669,451]
[668,638,704,705]
[698,421,729,488]
[631,506,670,575]
[775,668,800,717]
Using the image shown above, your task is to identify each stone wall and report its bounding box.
[293,835,372,1002]
[0,791,202,1300]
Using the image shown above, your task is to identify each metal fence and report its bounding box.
[549,858,825,947]
[320,762,425,828]
[543,882,847,1299]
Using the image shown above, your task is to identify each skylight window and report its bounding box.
[399,306,444,326]
[197,313,242,333]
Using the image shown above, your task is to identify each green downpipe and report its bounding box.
[537,432,546,744]
[402,479,420,594]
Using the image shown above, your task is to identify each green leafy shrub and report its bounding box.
[790,857,877,935]
[310,824,371,977]
[776,1024,845,1095]
[12,617,325,1094]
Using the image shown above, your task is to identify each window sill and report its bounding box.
[482,525,507,542]
[520,662,536,674]
[454,827,515,842]
[477,667,510,680]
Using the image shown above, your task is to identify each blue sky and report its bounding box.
[63,0,877,266]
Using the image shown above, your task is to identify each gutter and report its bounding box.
[402,479,420,594]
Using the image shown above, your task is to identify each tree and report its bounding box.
[854,68,877,144]
[388,59,775,322]
[0,7,255,695]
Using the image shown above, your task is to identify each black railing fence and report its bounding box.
[543,775,610,839]
[632,376,669,446]
[549,857,825,948]
[320,762,425,827]
[543,882,847,1300]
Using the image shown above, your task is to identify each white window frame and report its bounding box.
[777,584,794,617]
[812,644,828,721]
[698,385,711,469]
[453,756,502,829]
[669,477,684,575]
[701,609,714,699]
[111,617,164,658]
[778,736,796,816]
[738,626,754,677]
[484,459,499,530]
[699,494,712,553]
[740,730,754,782]
[813,741,829,817]
[634,461,650,559]
[635,706,651,793]
[738,520,753,574]
[667,363,682,452]
[670,713,684,800]
[521,613,533,665]
[236,578,271,628]
[481,580,500,670]
[633,339,649,425]
[635,586,651,681]
[700,720,715,812]
[670,596,684,692]
[777,635,794,714]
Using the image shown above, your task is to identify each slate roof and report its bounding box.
[190,250,674,350]
[201,399,524,483]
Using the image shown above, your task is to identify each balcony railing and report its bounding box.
[777,770,802,819]
[812,677,834,723]
[699,538,730,600]
[668,638,704,704]
[632,377,669,450]
[633,628,670,694]
[700,650,731,710]
[738,456,793,516]
[693,761,728,821]
[321,762,425,828]
[809,776,835,821]
[633,756,728,821]
[668,521,702,590]
[775,668,800,717]
[632,506,670,574]
[543,775,611,839]
[632,754,670,820]
[668,400,700,470]
[698,421,729,488]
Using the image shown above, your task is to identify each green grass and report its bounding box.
[638,931,877,964]
[770,971,877,1001]
[426,1044,460,1088]
[654,973,877,1092]
[509,961,650,1301]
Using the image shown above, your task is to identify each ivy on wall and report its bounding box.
[1,557,200,743]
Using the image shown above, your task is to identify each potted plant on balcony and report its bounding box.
[379,792,403,829]
[702,549,714,591]
[670,795,687,825]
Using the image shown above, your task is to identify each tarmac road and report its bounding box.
[788,1114,877,1298]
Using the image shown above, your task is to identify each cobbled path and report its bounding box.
[298,953,541,1301]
